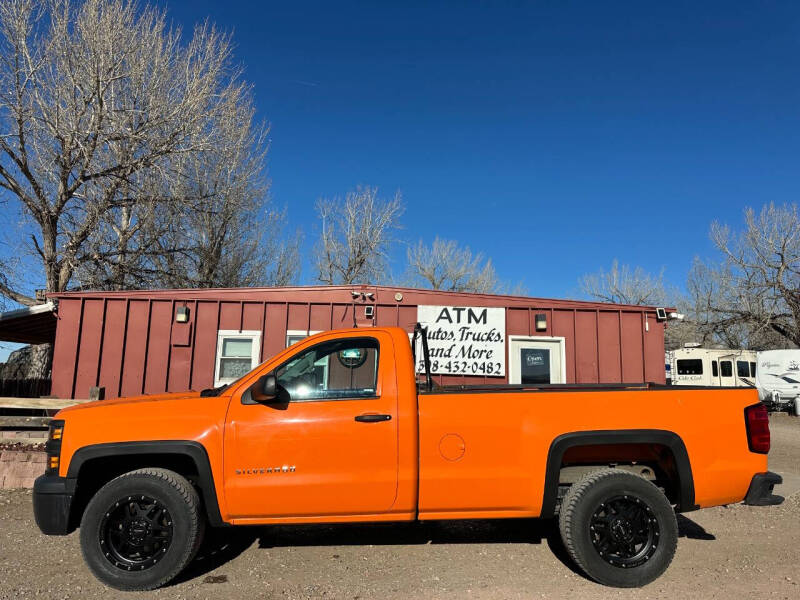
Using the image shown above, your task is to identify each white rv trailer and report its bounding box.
[666,346,758,387]
[756,349,800,415]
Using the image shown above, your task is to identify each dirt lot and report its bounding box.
[0,415,798,600]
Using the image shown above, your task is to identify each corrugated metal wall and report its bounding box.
[50,287,668,399]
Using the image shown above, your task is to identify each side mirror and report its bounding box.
[242,373,278,405]
[260,373,277,398]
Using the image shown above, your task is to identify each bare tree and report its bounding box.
[580,260,698,350]
[74,97,300,289]
[689,203,800,349]
[0,0,275,303]
[315,186,403,285]
[579,260,671,306]
[406,237,501,293]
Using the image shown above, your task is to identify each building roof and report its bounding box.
[0,302,57,344]
[48,284,672,313]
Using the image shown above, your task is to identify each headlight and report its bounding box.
[45,420,65,475]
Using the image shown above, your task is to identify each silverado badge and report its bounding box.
[235,465,296,475]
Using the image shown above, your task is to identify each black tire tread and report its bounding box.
[80,467,205,591]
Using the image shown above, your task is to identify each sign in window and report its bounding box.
[520,348,550,384]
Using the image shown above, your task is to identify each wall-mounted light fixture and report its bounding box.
[364,305,374,319]
[535,313,547,331]
[176,306,190,323]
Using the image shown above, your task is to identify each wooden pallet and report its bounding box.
[0,397,90,442]
[0,397,87,410]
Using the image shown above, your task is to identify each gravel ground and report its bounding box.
[1,415,798,600]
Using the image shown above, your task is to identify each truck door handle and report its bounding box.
[354,413,392,423]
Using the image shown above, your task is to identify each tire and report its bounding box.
[79,468,206,591]
[558,468,678,588]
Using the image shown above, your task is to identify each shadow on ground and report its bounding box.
[174,513,716,585]
[677,514,716,540]
[258,518,552,548]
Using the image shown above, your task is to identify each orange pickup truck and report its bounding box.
[33,326,783,590]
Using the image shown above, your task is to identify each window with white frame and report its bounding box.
[286,330,321,348]
[214,330,262,387]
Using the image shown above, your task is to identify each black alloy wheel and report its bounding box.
[99,494,174,571]
[588,494,659,568]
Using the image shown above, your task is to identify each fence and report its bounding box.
[0,378,52,398]
[0,397,86,446]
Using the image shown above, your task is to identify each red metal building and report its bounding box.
[6,285,671,400]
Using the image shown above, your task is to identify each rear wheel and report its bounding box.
[79,468,205,591]
[558,468,678,587]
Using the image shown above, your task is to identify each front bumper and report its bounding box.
[743,471,784,506]
[33,475,77,535]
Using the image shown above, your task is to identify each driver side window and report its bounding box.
[274,337,379,402]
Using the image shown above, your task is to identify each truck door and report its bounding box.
[223,333,398,519]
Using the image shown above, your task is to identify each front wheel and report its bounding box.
[79,468,205,591]
[558,468,678,587]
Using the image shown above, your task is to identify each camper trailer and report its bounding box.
[756,349,800,415]
[666,346,757,387]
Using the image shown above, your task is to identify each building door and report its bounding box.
[508,337,565,385]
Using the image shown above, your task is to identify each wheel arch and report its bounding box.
[542,429,697,517]
[66,441,226,528]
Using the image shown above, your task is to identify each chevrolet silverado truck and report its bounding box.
[33,325,783,590]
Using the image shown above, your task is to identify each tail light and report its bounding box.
[745,403,770,454]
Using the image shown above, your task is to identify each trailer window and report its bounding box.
[750,362,756,376]
[712,361,718,377]
[720,361,732,377]
[676,359,703,375]
[737,361,750,377]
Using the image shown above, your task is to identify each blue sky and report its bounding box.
[2,1,800,360]
[156,0,799,293]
